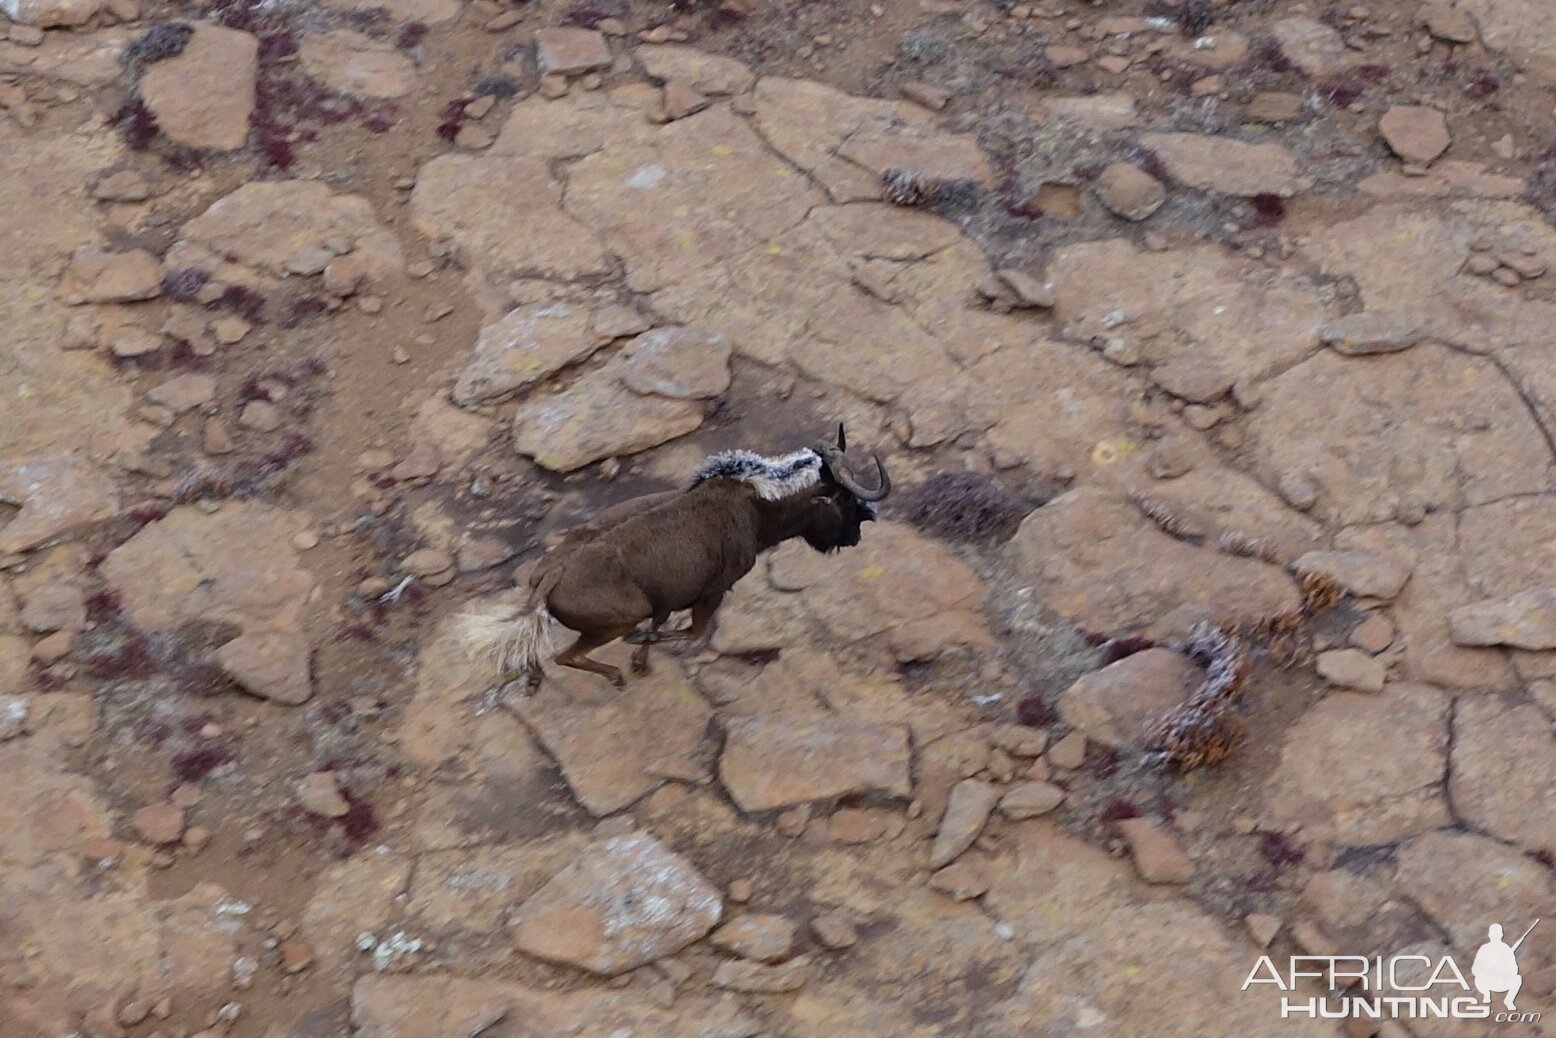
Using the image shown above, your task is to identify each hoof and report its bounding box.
[630,656,651,675]
[608,672,626,688]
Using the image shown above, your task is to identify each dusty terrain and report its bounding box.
[2,0,1555,1034]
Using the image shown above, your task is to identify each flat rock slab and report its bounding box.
[1299,200,1556,364]
[1270,16,1356,77]
[1035,92,1141,130]
[1048,238,1331,397]
[1139,132,1302,197]
[1449,587,1556,648]
[509,831,722,975]
[999,781,1065,819]
[145,373,217,414]
[1318,312,1421,355]
[511,354,705,471]
[139,24,257,151]
[412,154,609,282]
[773,520,989,659]
[535,27,611,75]
[516,651,712,816]
[1456,0,1556,82]
[560,106,824,295]
[1451,698,1556,856]
[711,957,810,993]
[299,30,415,99]
[1247,345,1553,524]
[452,302,605,406]
[638,44,754,95]
[20,584,83,635]
[0,455,119,553]
[1294,549,1414,600]
[56,247,162,304]
[718,714,911,812]
[351,975,510,1038]
[1395,830,1554,966]
[619,326,733,400]
[216,632,312,705]
[837,121,993,189]
[992,898,1333,1036]
[1379,106,1451,165]
[1,0,97,25]
[1095,162,1165,221]
[171,180,403,285]
[1013,487,1300,641]
[1059,648,1202,750]
[1117,817,1193,883]
[303,852,415,965]
[1315,648,1386,693]
[709,913,798,963]
[100,503,313,635]
[1262,683,1449,844]
[929,779,1000,868]
[351,974,750,1038]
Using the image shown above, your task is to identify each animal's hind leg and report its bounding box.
[631,612,669,675]
[555,624,638,688]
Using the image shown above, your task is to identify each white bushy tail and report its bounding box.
[457,599,555,676]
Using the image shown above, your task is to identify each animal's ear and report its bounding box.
[836,422,847,453]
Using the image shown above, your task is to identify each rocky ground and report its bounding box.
[2,0,1556,1034]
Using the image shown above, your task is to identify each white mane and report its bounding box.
[692,448,822,501]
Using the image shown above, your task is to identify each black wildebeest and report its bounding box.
[459,425,890,689]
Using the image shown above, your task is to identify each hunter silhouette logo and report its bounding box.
[1474,920,1538,1011]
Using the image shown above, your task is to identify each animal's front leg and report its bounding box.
[682,592,723,652]
[641,593,723,654]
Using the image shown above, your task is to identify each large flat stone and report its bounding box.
[299,29,414,99]
[1247,345,1553,524]
[100,504,314,635]
[1059,648,1202,750]
[139,24,257,151]
[517,650,712,816]
[452,302,605,406]
[1451,698,1556,856]
[412,155,609,282]
[510,355,705,472]
[1449,587,1556,648]
[718,714,911,812]
[0,455,119,553]
[1012,486,1300,641]
[1263,683,1450,844]
[509,831,722,975]
[171,180,403,286]
[1140,132,1303,197]
[1051,239,1331,399]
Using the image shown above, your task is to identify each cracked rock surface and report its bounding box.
[3,0,1556,1034]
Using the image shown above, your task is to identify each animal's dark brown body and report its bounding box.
[459,431,889,690]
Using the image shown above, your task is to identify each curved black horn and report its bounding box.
[828,450,890,502]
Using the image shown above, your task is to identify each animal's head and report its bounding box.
[801,423,891,553]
